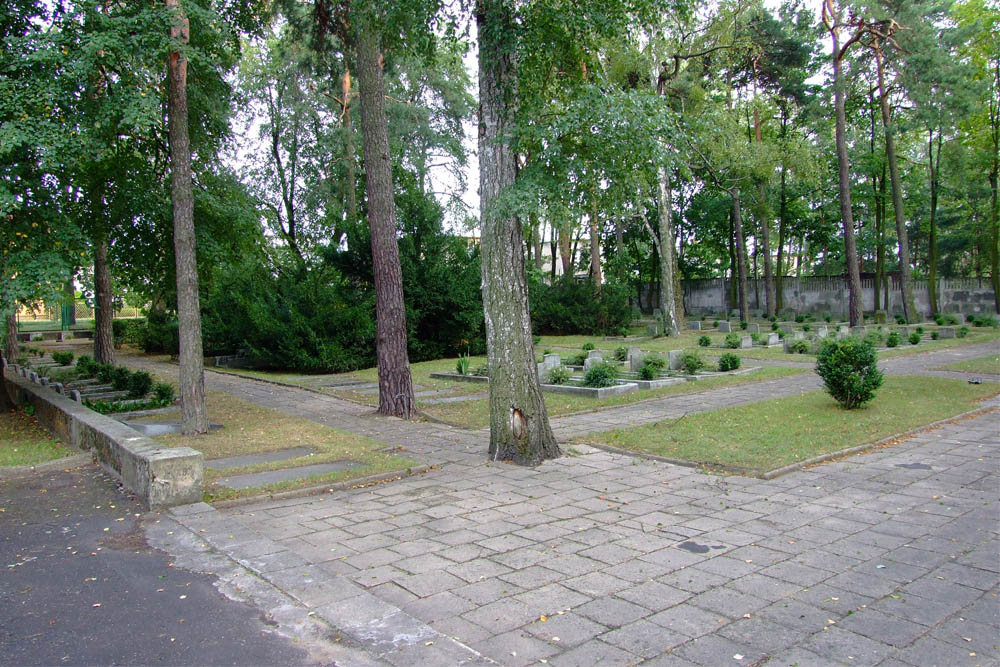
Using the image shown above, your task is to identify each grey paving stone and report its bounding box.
[836,607,929,647]
[562,571,633,598]
[547,639,639,666]
[393,570,465,598]
[463,597,538,635]
[671,633,768,666]
[574,596,650,628]
[758,599,834,634]
[523,611,607,648]
[765,646,849,666]
[648,605,729,639]
[615,580,691,612]
[600,619,688,658]
[473,629,559,666]
[511,583,591,615]
[801,627,894,666]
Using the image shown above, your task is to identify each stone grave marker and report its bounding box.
[938,327,955,339]
[766,332,780,345]
[690,321,702,330]
[740,336,753,348]
[851,326,867,337]
[745,323,760,333]
[628,347,643,372]
[718,321,732,333]
[543,353,561,369]
[583,350,604,370]
[646,323,658,336]
[816,326,829,338]
[668,349,684,371]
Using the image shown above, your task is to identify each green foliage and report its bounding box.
[456,355,470,375]
[886,331,900,347]
[639,354,667,380]
[698,335,711,347]
[567,352,587,366]
[96,364,115,385]
[794,314,805,323]
[932,331,940,340]
[614,346,628,361]
[75,355,96,377]
[802,323,811,332]
[582,361,618,388]
[724,333,741,349]
[909,333,921,345]
[771,322,780,331]
[528,277,631,336]
[740,321,748,330]
[127,370,153,399]
[471,364,489,377]
[51,351,74,366]
[934,314,945,326]
[815,338,884,409]
[958,326,970,338]
[112,318,147,347]
[789,340,810,354]
[916,326,925,334]
[896,315,907,325]
[111,366,132,392]
[717,353,741,372]
[973,315,998,328]
[153,382,175,404]
[944,314,959,325]
[546,366,571,385]
[582,342,595,351]
[682,352,704,375]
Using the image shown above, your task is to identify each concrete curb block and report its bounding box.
[579,403,999,480]
[207,465,434,510]
[2,369,203,508]
[0,453,93,481]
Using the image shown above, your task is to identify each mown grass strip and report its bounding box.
[0,409,73,467]
[580,376,1000,474]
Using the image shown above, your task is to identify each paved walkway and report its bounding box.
[126,341,1000,665]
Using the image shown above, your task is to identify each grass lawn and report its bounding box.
[580,375,1000,475]
[146,390,417,502]
[0,409,74,467]
[935,354,1000,375]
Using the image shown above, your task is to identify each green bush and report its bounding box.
[931,331,940,340]
[583,362,618,388]
[51,351,74,366]
[973,314,998,328]
[717,353,741,372]
[789,339,810,354]
[528,277,632,336]
[957,326,969,338]
[141,310,181,355]
[96,364,115,384]
[713,320,720,328]
[542,349,552,355]
[567,352,587,366]
[740,321,748,330]
[456,355,470,375]
[895,315,907,325]
[111,366,133,392]
[771,321,780,331]
[639,354,667,380]
[682,352,704,375]
[127,371,153,399]
[153,382,175,404]
[944,314,959,325]
[916,326,924,334]
[815,338,883,409]
[546,366,571,385]
[698,335,711,347]
[802,323,811,332]
[75,355,96,376]
[724,333,741,349]
[966,313,976,322]
[795,314,805,323]
[886,331,900,347]
[112,318,147,347]
[471,364,489,377]
[582,342,595,351]
[933,314,945,326]
[614,346,628,362]
[824,314,832,323]
[909,332,921,345]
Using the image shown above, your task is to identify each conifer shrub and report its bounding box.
[583,362,618,388]
[717,353,741,372]
[815,338,883,409]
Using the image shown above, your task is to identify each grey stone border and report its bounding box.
[2,368,203,508]
[578,403,999,479]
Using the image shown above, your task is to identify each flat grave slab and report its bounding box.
[214,461,364,490]
[204,446,318,471]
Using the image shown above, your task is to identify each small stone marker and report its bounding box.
[70,389,82,402]
[793,332,805,341]
[745,323,760,333]
[29,371,39,383]
[898,327,909,338]
[730,309,740,318]
[938,327,955,339]
[718,321,732,332]
[543,353,561,369]
[690,321,702,330]
[628,347,643,372]
[740,336,752,349]
[646,323,658,336]
[587,349,603,359]
[51,382,63,394]
[816,326,829,338]
[39,377,49,386]
[537,362,547,377]
[838,325,849,335]
[668,349,684,371]
[851,326,867,337]
[583,350,603,370]
[767,332,780,346]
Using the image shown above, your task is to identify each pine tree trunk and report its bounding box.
[728,208,737,312]
[558,219,571,276]
[341,68,357,240]
[355,27,415,419]
[655,166,680,335]
[828,20,863,326]
[731,191,749,322]
[166,0,208,435]
[753,109,774,318]
[875,46,917,323]
[93,236,115,365]
[776,162,787,313]
[477,0,558,465]
[4,311,16,366]
[589,202,602,294]
[928,129,941,315]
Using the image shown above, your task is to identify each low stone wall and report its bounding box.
[2,367,203,508]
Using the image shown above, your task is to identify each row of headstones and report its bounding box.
[535,347,695,377]
[5,363,85,402]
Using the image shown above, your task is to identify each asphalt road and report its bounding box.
[0,463,314,666]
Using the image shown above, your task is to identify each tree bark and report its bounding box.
[341,67,357,240]
[753,108,775,318]
[731,191,749,322]
[927,128,942,314]
[653,166,680,334]
[991,54,999,314]
[874,45,917,322]
[4,311,16,366]
[825,7,863,326]
[354,27,415,419]
[93,236,115,365]
[477,0,558,465]
[589,201,602,293]
[558,219,571,276]
[166,0,208,435]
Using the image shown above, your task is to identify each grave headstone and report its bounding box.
[740,336,753,349]
[583,352,604,371]
[587,349,603,360]
[646,323,658,336]
[51,382,63,394]
[898,327,909,338]
[746,323,760,333]
[29,371,39,383]
[938,327,955,339]
[730,309,740,318]
[689,321,702,330]
[653,308,662,319]
[838,325,849,335]
[70,389,82,402]
[543,353,561,369]
[851,326,867,337]
[766,332,780,346]
[39,377,49,386]
[537,362,547,378]
[718,321,732,333]
[816,326,829,338]
[628,347,643,372]
[793,332,805,341]
[668,349,684,371]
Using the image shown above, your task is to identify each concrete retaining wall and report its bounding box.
[2,367,203,508]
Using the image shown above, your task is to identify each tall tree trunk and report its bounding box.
[731,191,749,323]
[753,108,775,318]
[533,214,543,271]
[653,166,680,334]
[558,219,571,276]
[990,54,999,314]
[776,161,787,313]
[826,10,863,326]
[549,224,558,281]
[874,45,917,322]
[589,201,602,294]
[166,0,208,435]
[927,128,942,314]
[93,236,115,365]
[355,27,415,419]
[477,0,558,465]
[4,310,16,365]
[341,67,357,242]
[728,207,737,312]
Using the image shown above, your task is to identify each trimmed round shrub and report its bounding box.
[96,364,115,384]
[815,338,884,409]
[75,355,96,376]
[568,352,587,366]
[713,320,720,328]
[824,314,832,323]
[915,326,924,334]
[546,366,571,385]
[802,323,811,332]
[698,335,711,347]
[153,382,175,404]
[717,353,741,372]
[582,342,595,351]
[795,314,805,323]
[111,366,133,392]
[957,326,969,338]
[885,331,900,348]
[583,362,618,388]
[895,315,907,325]
[771,321,780,331]
[127,370,153,399]
[931,331,940,340]
[740,321,748,330]
[909,332,921,345]
[639,354,667,381]
[933,314,945,326]
[724,333,741,349]
[52,351,74,366]
[789,339,810,354]
[966,313,976,322]
[682,352,704,375]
